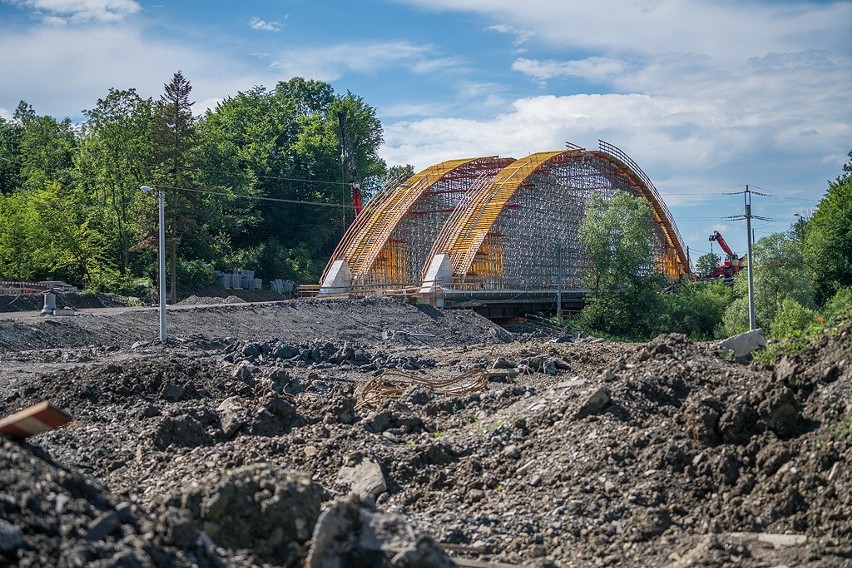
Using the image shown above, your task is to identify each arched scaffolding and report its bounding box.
[320,141,688,295]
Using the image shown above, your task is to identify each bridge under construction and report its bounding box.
[318,141,689,319]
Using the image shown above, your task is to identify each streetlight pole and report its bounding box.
[141,186,167,342]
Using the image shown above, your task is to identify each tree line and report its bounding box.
[577,150,852,342]
[0,72,402,298]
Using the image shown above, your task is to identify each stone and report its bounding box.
[233,360,257,380]
[84,511,120,542]
[573,387,611,419]
[217,396,247,437]
[336,458,387,500]
[0,519,25,552]
[719,329,766,359]
[182,465,325,562]
[491,357,515,369]
[487,368,518,382]
[306,498,455,568]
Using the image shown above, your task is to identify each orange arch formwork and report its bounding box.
[319,157,514,294]
[420,141,689,292]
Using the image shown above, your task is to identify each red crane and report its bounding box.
[708,231,743,279]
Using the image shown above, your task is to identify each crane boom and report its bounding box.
[709,231,735,258]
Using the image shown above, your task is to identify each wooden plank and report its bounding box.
[0,401,72,440]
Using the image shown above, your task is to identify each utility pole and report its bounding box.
[724,185,770,331]
[141,186,167,343]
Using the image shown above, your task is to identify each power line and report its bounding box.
[177,165,351,186]
[156,184,354,209]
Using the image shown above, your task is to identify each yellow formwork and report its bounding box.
[321,157,492,284]
[441,152,565,277]
[371,239,407,286]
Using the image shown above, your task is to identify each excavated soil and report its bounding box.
[0,297,850,567]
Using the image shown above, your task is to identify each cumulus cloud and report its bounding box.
[14,0,141,23]
[250,17,282,32]
[0,24,279,120]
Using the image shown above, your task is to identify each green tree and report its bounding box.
[721,229,815,335]
[0,116,22,194]
[196,78,386,283]
[803,150,852,305]
[76,88,154,274]
[151,71,206,300]
[578,190,665,336]
[658,280,731,340]
[695,252,721,278]
[14,101,76,192]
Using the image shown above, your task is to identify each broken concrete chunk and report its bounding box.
[306,498,455,568]
[336,458,387,500]
[573,387,611,419]
[719,329,766,359]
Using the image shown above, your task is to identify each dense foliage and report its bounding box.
[0,73,392,296]
[576,152,852,342]
[803,150,852,305]
[577,190,665,336]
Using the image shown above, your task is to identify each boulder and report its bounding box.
[306,498,455,568]
[336,458,387,500]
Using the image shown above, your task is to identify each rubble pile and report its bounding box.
[0,299,849,567]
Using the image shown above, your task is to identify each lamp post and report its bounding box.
[141,185,167,342]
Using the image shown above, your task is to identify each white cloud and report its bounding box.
[0,24,279,120]
[512,57,628,82]
[485,23,532,46]
[394,0,851,60]
[250,17,282,32]
[15,0,141,23]
[0,107,12,121]
[268,41,442,81]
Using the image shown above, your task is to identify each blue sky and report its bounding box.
[1,0,850,264]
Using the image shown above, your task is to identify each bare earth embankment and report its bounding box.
[1,297,849,567]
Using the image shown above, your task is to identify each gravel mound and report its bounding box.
[0,308,849,567]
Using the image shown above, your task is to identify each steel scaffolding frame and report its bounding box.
[320,142,689,294]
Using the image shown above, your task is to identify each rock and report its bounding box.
[84,511,120,542]
[573,387,611,419]
[306,498,454,568]
[151,415,212,450]
[491,357,515,369]
[241,342,262,358]
[232,360,257,380]
[719,329,766,359]
[217,396,247,437]
[181,465,325,562]
[337,458,387,500]
[0,518,25,552]
[685,396,722,445]
[159,381,186,402]
[487,368,518,382]
[160,508,197,548]
[762,388,803,437]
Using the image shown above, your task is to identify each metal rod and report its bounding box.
[158,189,167,343]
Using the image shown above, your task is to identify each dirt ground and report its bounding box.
[0,296,849,567]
